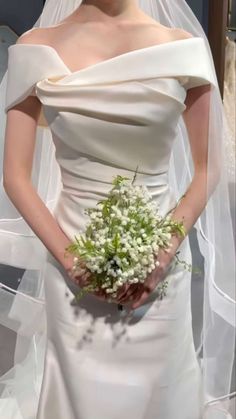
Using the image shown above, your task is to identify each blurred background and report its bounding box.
[0,0,235,417]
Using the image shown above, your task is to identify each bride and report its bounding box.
[0,1,235,418]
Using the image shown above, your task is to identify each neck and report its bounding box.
[78,0,139,21]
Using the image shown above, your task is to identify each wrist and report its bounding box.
[52,234,74,270]
[61,252,87,278]
[155,247,175,275]
[59,251,75,272]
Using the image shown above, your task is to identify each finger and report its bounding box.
[130,285,146,303]
[118,284,141,304]
[124,286,144,306]
[117,283,137,303]
[73,271,91,287]
[119,278,154,305]
[68,266,86,281]
[130,282,155,309]
[131,291,150,309]
[129,286,145,307]
[116,284,130,300]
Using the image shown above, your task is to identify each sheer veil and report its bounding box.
[0,0,235,418]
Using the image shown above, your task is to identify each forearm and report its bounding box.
[169,172,208,252]
[157,171,210,268]
[4,178,74,270]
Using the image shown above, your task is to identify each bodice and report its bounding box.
[4,38,217,238]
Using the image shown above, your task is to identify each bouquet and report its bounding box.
[65,171,189,305]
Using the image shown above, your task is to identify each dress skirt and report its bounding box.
[36,236,204,419]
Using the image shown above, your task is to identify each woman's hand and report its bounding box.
[115,268,165,310]
[65,256,110,301]
[116,248,175,310]
[63,247,175,307]
[65,255,90,285]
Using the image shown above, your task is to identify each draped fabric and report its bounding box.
[0,1,235,417]
[4,37,216,419]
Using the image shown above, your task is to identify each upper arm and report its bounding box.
[4,97,42,185]
[183,84,211,173]
[3,30,44,185]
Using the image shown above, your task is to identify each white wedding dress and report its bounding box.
[5,37,216,419]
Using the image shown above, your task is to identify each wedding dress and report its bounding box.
[5,37,216,419]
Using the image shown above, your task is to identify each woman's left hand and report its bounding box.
[117,249,174,309]
[116,265,165,309]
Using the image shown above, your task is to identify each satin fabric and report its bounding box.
[5,37,215,419]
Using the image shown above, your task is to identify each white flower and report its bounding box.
[67,175,187,297]
[112,190,119,196]
[132,278,139,284]
[138,246,145,253]
[106,289,114,294]
[152,243,159,252]
[117,279,124,286]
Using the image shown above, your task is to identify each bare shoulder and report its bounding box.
[139,22,194,46]
[16,27,52,46]
[169,27,194,41]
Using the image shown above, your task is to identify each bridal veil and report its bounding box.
[0,1,235,418]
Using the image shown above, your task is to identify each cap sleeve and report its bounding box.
[5,44,70,113]
[177,37,218,90]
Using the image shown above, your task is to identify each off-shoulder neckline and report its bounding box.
[9,37,204,79]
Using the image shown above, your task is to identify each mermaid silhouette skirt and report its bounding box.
[3,37,215,419]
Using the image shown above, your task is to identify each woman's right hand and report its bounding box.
[63,253,90,285]
[64,256,110,301]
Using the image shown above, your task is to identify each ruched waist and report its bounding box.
[60,165,170,197]
[59,170,173,207]
[54,167,177,241]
